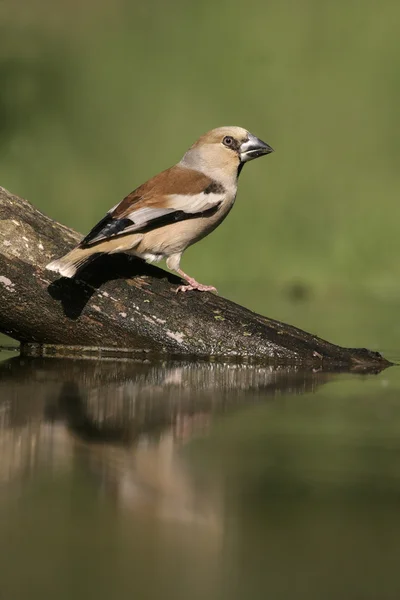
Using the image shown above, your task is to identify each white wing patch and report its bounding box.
[121,192,224,233]
[165,192,224,213]
[125,206,176,225]
[97,191,225,240]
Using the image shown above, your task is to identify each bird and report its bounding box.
[46,126,273,292]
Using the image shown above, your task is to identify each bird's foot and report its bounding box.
[175,282,218,293]
[175,269,217,293]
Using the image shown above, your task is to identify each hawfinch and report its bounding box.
[47,126,273,292]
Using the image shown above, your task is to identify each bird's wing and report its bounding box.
[80,166,225,247]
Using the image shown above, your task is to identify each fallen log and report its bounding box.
[0,185,390,367]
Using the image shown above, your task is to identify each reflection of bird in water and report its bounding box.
[0,357,347,525]
[48,362,335,526]
[57,362,332,448]
[50,379,221,529]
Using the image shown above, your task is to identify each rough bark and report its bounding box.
[0,185,391,367]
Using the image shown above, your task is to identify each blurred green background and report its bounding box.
[1,0,400,352]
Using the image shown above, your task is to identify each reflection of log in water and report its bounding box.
[0,357,385,524]
[1,356,373,436]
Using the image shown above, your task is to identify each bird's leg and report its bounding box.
[175,268,217,293]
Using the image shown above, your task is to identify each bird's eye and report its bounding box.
[223,136,234,147]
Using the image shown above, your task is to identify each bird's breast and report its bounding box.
[137,190,237,257]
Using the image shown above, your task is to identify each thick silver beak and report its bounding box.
[240,133,274,162]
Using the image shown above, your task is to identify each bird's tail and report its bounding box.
[46,246,98,278]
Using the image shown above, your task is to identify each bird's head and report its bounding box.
[180,126,274,180]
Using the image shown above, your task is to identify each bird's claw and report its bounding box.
[175,284,218,293]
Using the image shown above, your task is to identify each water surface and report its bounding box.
[1,351,400,599]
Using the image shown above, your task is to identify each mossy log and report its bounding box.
[0,185,390,367]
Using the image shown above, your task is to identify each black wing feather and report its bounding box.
[80,215,134,247]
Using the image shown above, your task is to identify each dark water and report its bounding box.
[1,349,400,600]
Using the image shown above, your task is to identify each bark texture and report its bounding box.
[0,185,390,367]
